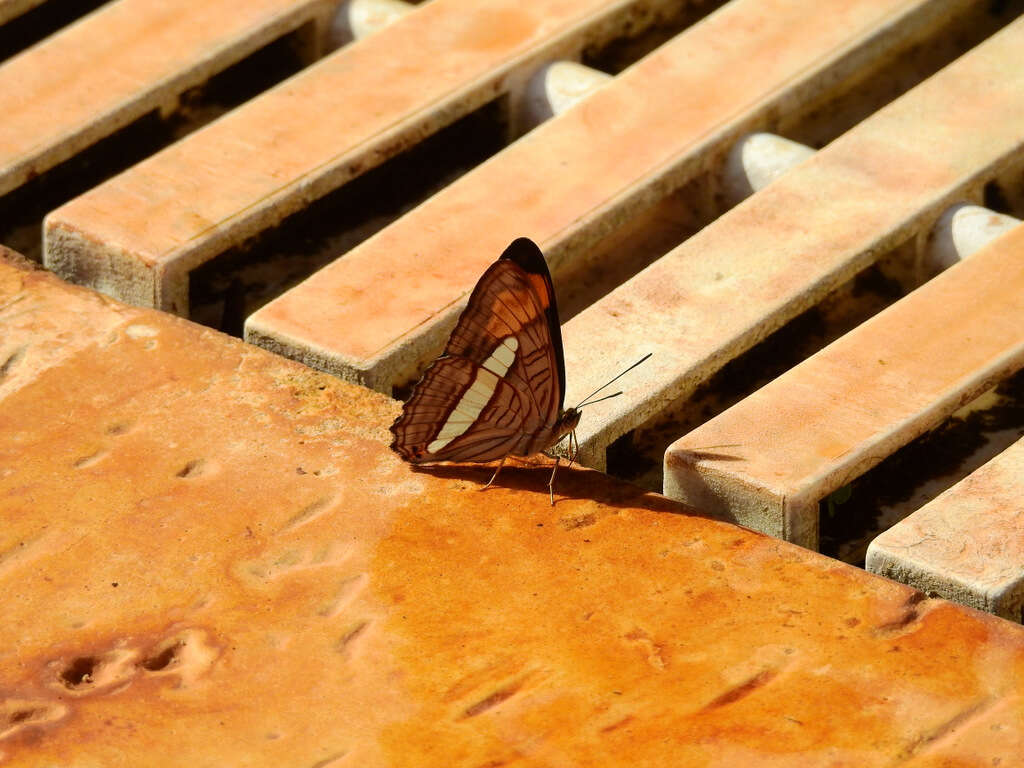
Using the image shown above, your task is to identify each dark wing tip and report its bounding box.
[497,236,565,401]
[389,410,432,463]
[389,411,411,457]
[499,237,548,276]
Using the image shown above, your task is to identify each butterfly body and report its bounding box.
[390,238,577,483]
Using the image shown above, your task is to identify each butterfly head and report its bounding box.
[557,407,581,438]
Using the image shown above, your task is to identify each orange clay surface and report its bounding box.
[0,0,331,197]
[3,251,1024,765]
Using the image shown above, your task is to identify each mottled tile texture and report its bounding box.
[2,252,1024,765]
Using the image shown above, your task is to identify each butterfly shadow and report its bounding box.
[409,460,561,497]
[409,458,733,520]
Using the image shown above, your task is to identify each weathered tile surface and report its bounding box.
[3,252,1024,765]
[0,0,332,197]
[43,0,680,313]
[867,437,1024,622]
[663,221,1024,549]
[246,0,977,392]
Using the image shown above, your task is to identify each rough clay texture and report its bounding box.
[2,251,1024,765]
[43,0,680,313]
[248,0,967,394]
[0,0,330,197]
[569,13,1024,471]
[664,207,1024,550]
[868,437,1024,622]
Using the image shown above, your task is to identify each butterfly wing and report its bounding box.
[444,238,566,400]
[390,238,567,463]
[390,355,534,462]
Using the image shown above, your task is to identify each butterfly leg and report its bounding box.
[548,456,560,506]
[481,456,507,491]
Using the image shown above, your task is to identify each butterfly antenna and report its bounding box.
[575,353,652,410]
[576,390,622,410]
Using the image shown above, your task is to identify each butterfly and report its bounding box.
[389,236,586,504]
[390,237,648,503]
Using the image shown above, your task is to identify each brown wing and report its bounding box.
[445,238,566,402]
[390,238,567,463]
[390,355,530,463]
